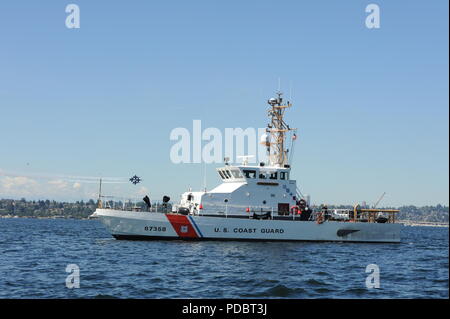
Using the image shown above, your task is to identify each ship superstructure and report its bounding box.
[92,91,401,243]
[174,91,303,218]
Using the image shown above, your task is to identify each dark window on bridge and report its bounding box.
[270,172,277,180]
[243,170,256,178]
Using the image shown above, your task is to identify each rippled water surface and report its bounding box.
[0,218,448,298]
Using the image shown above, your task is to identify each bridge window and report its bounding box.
[243,170,256,178]
[219,169,231,179]
[269,172,278,180]
[280,172,288,180]
[230,169,243,179]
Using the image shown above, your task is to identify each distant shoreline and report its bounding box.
[0,215,91,221]
[398,220,449,228]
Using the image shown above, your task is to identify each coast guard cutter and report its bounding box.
[92,92,401,243]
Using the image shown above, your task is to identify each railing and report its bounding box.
[99,198,399,223]
[190,206,314,221]
[194,207,276,219]
[312,208,399,223]
[99,197,173,213]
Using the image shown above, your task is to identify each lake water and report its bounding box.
[0,218,447,298]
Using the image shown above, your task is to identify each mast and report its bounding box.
[97,178,103,208]
[265,91,296,167]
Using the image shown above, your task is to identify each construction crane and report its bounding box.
[373,192,386,209]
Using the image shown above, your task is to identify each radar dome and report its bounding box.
[268,98,277,106]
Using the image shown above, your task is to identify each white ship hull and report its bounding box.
[93,209,401,243]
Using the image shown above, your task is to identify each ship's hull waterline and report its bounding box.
[94,209,401,243]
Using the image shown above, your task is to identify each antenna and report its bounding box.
[98,177,103,208]
[289,81,293,102]
[203,161,207,192]
[278,78,281,91]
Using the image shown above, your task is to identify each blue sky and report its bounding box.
[0,0,448,206]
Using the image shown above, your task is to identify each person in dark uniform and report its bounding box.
[322,204,328,220]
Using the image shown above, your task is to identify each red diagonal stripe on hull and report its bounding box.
[166,214,198,238]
